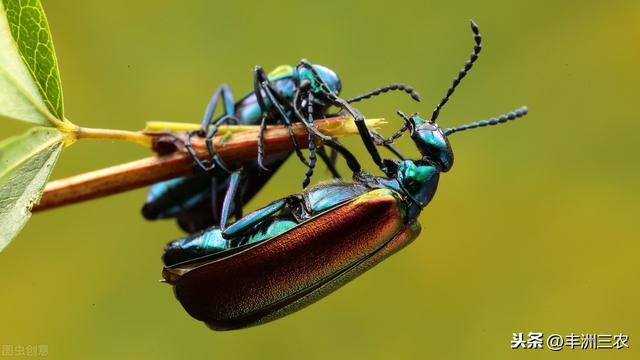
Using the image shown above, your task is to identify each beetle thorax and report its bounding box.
[396,160,440,216]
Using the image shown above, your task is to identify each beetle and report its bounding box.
[143,61,420,233]
[161,20,529,330]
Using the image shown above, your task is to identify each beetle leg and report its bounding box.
[317,146,341,179]
[302,129,317,188]
[222,198,288,239]
[253,67,272,172]
[301,91,318,188]
[220,170,243,232]
[328,148,341,176]
[260,84,309,167]
[202,114,240,174]
[254,66,309,169]
[186,84,236,172]
[256,113,270,171]
[330,147,338,164]
[185,130,217,172]
[200,84,235,133]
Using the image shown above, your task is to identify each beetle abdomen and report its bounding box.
[168,189,418,330]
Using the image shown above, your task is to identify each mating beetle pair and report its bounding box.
[158,20,529,330]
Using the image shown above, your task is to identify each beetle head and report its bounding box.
[397,112,454,172]
[297,63,341,95]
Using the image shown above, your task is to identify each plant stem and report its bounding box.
[34,116,383,212]
[74,127,153,147]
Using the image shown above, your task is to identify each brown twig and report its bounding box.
[33,116,378,212]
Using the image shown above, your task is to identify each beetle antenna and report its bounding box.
[347,83,421,103]
[443,106,528,136]
[430,20,482,123]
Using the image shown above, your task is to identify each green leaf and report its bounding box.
[0,0,63,126]
[0,127,63,250]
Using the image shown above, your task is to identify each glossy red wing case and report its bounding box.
[164,189,421,330]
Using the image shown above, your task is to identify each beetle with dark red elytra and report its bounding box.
[162,20,529,330]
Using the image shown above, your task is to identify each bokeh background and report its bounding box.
[1,0,638,359]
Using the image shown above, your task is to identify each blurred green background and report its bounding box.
[1,0,638,358]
